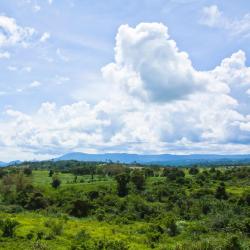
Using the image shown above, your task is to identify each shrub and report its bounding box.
[69,200,92,217]
[0,218,19,237]
[71,229,93,250]
[23,167,32,176]
[26,192,49,210]
[44,219,64,236]
[224,236,242,250]
[94,238,129,250]
[189,167,199,175]
[26,232,34,240]
[215,182,228,200]
[48,170,54,177]
[32,241,50,250]
[51,175,61,189]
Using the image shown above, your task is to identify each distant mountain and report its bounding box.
[54,152,250,166]
[0,161,7,167]
[0,160,22,168]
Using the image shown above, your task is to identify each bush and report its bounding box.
[44,219,64,236]
[69,200,92,217]
[0,218,19,237]
[94,238,129,250]
[71,229,93,250]
[189,167,199,175]
[224,236,242,250]
[215,182,228,200]
[23,167,32,176]
[26,192,49,210]
[51,175,61,189]
[32,241,50,250]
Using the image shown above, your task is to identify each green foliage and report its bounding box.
[0,163,249,249]
[26,192,48,210]
[215,182,228,200]
[224,236,242,250]
[189,167,199,175]
[44,219,64,236]
[131,170,145,191]
[69,199,92,217]
[51,174,61,189]
[115,172,130,197]
[48,170,54,177]
[23,167,32,176]
[0,218,19,237]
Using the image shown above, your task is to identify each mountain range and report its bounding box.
[2,153,250,167]
[53,152,250,166]
[0,160,22,167]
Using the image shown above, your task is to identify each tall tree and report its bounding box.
[115,173,130,197]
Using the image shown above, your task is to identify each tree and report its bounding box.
[131,170,145,191]
[23,167,32,176]
[189,167,199,175]
[69,200,92,217]
[51,175,61,189]
[49,170,54,177]
[163,168,185,181]
[115,173,130,197]
[26,192,49,210]
[0,169,7,178]
[215,182,228,200]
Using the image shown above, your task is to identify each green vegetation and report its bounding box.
[0,161,249,249]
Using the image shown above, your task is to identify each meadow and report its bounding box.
[0,161,249,249]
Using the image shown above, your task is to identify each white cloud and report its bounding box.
[0,51,10,59]
[2,22,250,160]
[29,81,42,88]
[7,65,32,73]
[7,66,18,71]
[48,0,53,5]
[40,32,50,43]
[56,48,69,62]
[200,5,224,28]
[22,66,32,72]
[200,5,250,37]
[0,15,35,47]
[54,75,70,85]
[33,5,41,12]
[102,23,228,103]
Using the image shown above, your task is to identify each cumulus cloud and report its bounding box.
[0,15,35,47]
[200,5,250,37]
[102,23,227,103]
[2,22,250,160]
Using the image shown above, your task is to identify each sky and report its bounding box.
[1,0,250,161]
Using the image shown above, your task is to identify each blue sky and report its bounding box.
[1,0,250,161]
